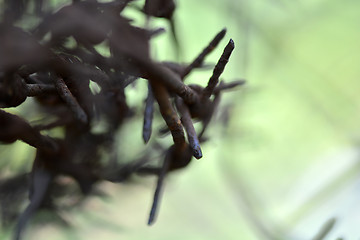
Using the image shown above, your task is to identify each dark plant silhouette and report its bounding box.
[0,0,244,239]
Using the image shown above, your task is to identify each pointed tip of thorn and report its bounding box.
[229,39,234,47]
[193,147,203,160]
[143,136,150,144]
[148,217,155,226]
[217,28,227,38]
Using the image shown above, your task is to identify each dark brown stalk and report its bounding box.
[53,77,88,124]
[213,80,246,94]
[26,84,56,96]
[148,152,170,225]
[14,165,53,240]
[202,39,235,100]
[0,110,58,152]
[175,97,202,159]
[150,81,185,147]
[198,93,221,139]
[143,83,155,143]
[139,60,199,105]
[181,28,227,78]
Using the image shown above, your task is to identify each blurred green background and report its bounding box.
[2,0,360,239]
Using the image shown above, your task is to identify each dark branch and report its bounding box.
[176,97,202,159]
[143,83,155,143]
[181,28,227,78]
[53,77,88,124]
[202,39,235,100]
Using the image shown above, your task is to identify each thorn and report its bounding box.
[202,39,235,100]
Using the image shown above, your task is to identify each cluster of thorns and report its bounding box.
[0,0,244,239]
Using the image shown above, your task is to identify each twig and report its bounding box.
[53,77,88,124]
[26,84,56,96]
[143,83,155,143]
[198,93,221,139]
[0,110,58,152]
[181,28,227,78]
[175,97,202,159]
[311,218,336,240]
[148,148,171,225]
[202,39,235,100]
[14,165,53,240]
[213,80,246,94]
[139,60,199,105]
[150,81,186,147]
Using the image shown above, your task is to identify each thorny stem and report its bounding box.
[148,151,170,225]
[14,167,53,240]
[139,60,199,105]
[198,93,221,139]
[150,81,186,148]
[22,134,58,153]
[202,39,235,100]
[176,97,202,159]
[26,84,56,96]
[143,82,155,143]
[169,17,180,58]
[0,110,58,152]
[213,80,246,94]
[181,28,227,79]
[53,77,88,124]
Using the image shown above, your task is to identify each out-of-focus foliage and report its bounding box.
[1,0,360,240]
[173,0,360,239]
